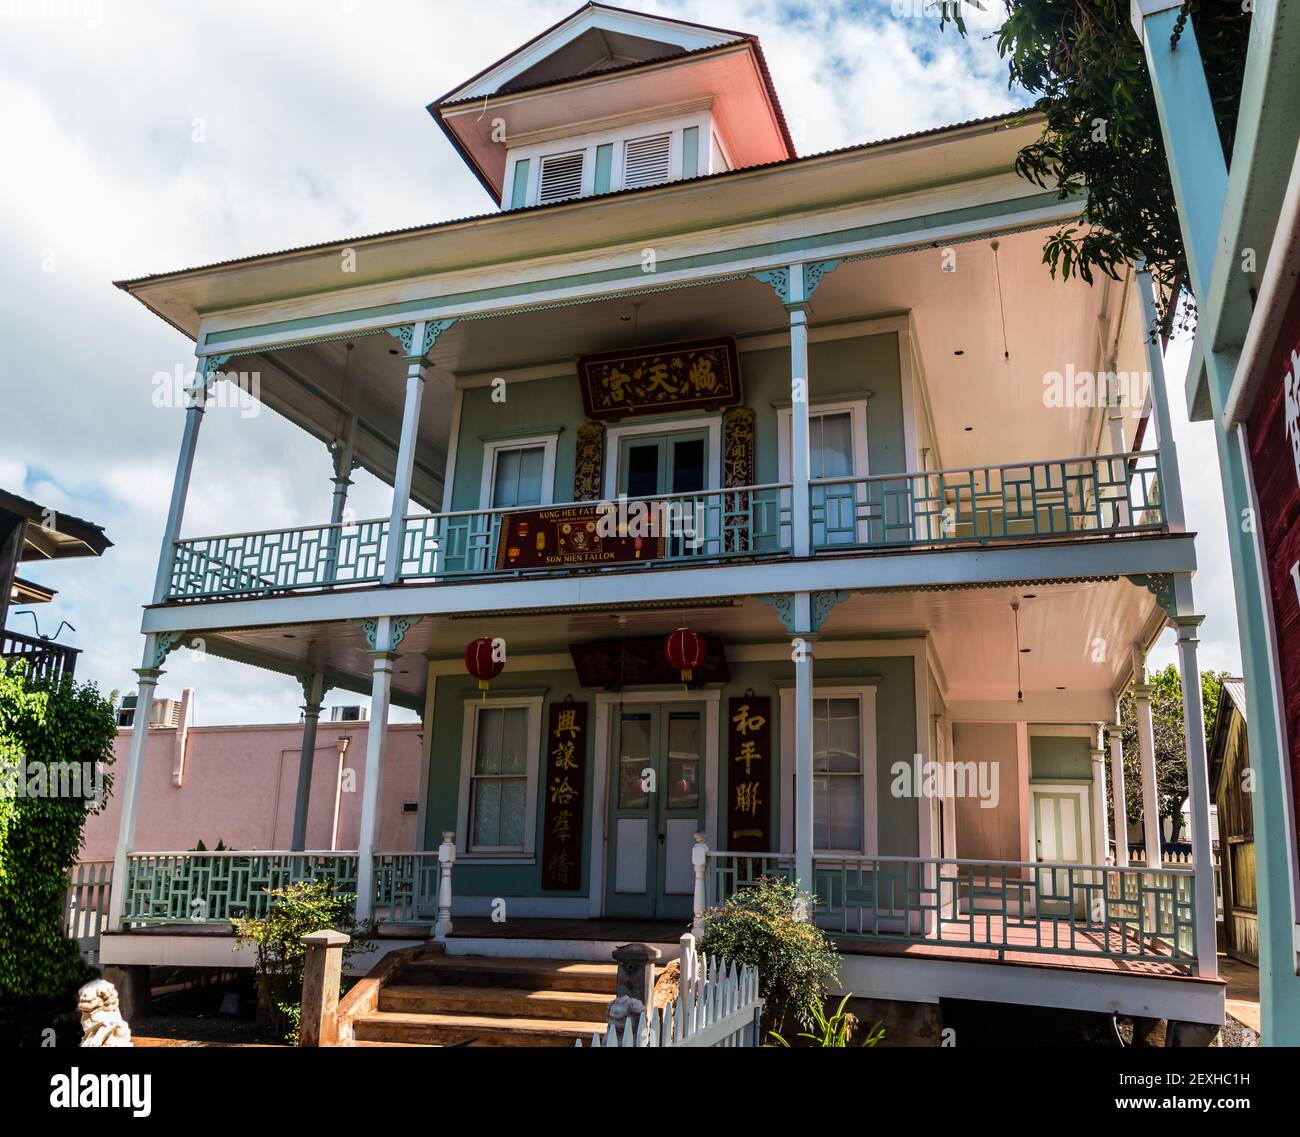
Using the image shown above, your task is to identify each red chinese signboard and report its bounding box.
[541,702,587,891]
[493,504,664,570]
[1246,270,1300,868]
[727,696,772,851]
[576,336,743,420]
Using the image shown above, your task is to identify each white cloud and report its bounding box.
[4,0,1232,725]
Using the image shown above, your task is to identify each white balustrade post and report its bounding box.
[1172,614,1218,978]
[435,830,456,940]
[354,623,397,922]
[291,671,327,852]
[1090,732,1110,873]
[793,596,816,896]
[691,833,708,940]
[383,323,432,586]
[151,359,214,604]
[1135,263,1186,531]
[107,651,163,929]
[1108,722,1129,867]
[787,265,812,558]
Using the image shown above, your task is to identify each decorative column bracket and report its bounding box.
[298,675,336,706]
[386,319,456,360]
[758,593,796,635]
[810,589,852,633]
[356,615,423,652]
[1126,573,1177,619]
[151,631,190,668]
[751,259,841,308]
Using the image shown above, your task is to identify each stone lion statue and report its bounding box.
[78,979,133,1047]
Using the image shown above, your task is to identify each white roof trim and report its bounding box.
[447,6,741,102]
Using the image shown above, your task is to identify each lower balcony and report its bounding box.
[163,451,1165,602]
[114,844,1199,979]
[2,628,80,679]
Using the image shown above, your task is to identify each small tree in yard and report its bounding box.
[233,879,373,1044]
[0,662,117,1043]
[698,876,839,1036]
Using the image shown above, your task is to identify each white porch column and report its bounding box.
[329,416,357,527]
[1135,264,1187,531]
[1090,729,1110,868]
[291,671,328,852]
[787,266,812,559]
[1172,614,1218,978]
[1131,645,1163,869]
[354,620,398,921]
[793,592,815,893]
[107,649,163,929]
[1107,722,1129,867]
[151,360,218,604]
[383,324,431,585]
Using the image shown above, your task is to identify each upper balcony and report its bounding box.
[163,450,1167,603]
[144,223,1182,618]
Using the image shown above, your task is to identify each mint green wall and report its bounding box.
[449,378,586,512]
[421,650,920,898]
[448,332,906,509]
[1029,734,1093,781]
[744,333,907,481]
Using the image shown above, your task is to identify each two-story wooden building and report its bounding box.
[101,3,1224,1039]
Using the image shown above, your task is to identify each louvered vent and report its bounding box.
[622,133,672,189]
[537,151,585,204]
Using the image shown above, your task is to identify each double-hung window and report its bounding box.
[458,698,542,857]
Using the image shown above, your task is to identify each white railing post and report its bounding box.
[691,833,708,939]
[679,932,697,990]
[435,831,455,940]
[1171,614,1218,978]
[1107,722,1129,868]
[107,652,163,930]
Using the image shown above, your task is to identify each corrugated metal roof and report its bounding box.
[113,108,1033,291]
[1222,677,1247,720]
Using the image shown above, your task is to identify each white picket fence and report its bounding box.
[65,860,112,959]
[579,938,763,1048]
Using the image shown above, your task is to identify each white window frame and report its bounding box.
[779,684,878,857]
[479,434,559,510]
[602,415,723,500]
[777,399,870,482]
[503,108,711,208]
[777,399,870,546]
[456,696,543,861]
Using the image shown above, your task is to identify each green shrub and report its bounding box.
[232,878,373,1043]
[0,662,117,1002]
[698,876,838,1033]
[768,992,886,1047]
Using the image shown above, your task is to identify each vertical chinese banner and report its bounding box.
[541,701,587,890]
[727,695,772,852]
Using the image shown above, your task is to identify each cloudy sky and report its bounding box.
[0,0,1236,724]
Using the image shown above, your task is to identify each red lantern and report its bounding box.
[664,627,706,684]
[465,636,505,699]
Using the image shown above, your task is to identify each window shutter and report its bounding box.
[622,132,672,189]
[537,151,585,204]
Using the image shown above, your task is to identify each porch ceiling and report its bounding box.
[227,224,1137,513]
[192,575,1159,715]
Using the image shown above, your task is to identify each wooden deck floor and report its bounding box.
[448,917,690,943]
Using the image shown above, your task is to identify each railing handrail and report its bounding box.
[402,481,796,525]
[127,849,356,858]
[171,516,385,547]
[709,848,1196,876]
[2,628,81,653]
[809,449,1161,489]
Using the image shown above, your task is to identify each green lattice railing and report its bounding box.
[123,851,359,924]
[708,851,1197,968]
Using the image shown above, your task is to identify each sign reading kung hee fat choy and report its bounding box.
[576,336,743,420]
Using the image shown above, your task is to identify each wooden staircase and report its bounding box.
[349,953,617,1047]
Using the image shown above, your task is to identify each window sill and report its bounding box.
[455,853,537,865]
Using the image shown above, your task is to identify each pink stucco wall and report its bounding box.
[80,716,424,860]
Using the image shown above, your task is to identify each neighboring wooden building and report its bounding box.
[1211,678,1257,962]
